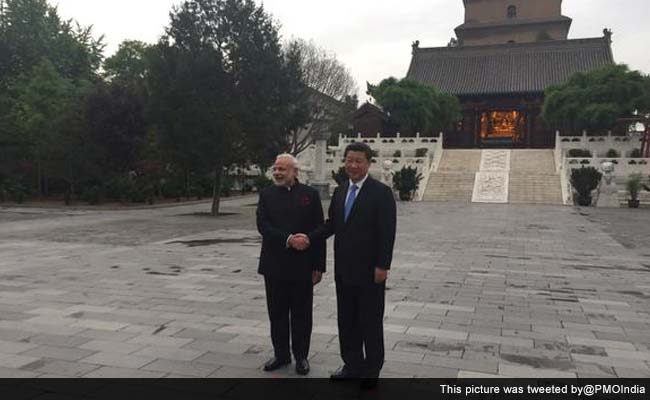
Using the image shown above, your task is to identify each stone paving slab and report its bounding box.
[1,200,650,378]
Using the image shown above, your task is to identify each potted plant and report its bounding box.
[629,148,643,158]
[392,166,423,201]
[605,149,620,158]
[253,175,273,192]
[567,149,592,158]
[570,167,602,206]
[626,173,643,208]
[331,166,348,185]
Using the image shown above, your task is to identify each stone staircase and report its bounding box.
[422,149,563,205]
[509,150,562,205]
[422,150,481,202]
[509,173,563,204]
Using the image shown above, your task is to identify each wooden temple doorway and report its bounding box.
[479,110,526,147]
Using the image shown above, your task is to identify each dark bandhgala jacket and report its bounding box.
[256,182,326,281]
[309,176,396,285]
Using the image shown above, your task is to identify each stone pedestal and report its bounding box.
[310,132,331,200]
[381,160,394,187]
[311,183,330,200]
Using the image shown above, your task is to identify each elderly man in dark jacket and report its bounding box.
[256,154,326,375]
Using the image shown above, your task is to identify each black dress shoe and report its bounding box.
[330,365,360,380]
[295,359,310,375]
[263,357,291,372]
[360,378,378,390]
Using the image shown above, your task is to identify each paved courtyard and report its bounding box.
[0,198,649,379]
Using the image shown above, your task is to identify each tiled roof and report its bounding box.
[406,37,614,96]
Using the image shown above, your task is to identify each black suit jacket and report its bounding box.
[309,176,396,285]
[256,182,326,281]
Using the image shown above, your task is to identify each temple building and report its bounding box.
[407,0,614,148]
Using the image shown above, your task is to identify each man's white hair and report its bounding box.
[275,153,299,169]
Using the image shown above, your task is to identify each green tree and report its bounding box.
[0,0,103,84]
[212,0,291,170]
[147,40,230,210]
[368,77,461,135]
[83,79,147,176]
[148,0,235,215]
[0,0,103,198]
[328,94,358,144]
[8,59,92,197]
[104,40,151,84]
[148,0,294,216]
[281,40,310,155]
[543,64,650,132]
[100,39,152,199]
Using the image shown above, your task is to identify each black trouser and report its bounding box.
[264,277,313,361]
[336,281,386,377]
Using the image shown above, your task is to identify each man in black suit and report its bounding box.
[256,154,326,376]
[306,142,397,386]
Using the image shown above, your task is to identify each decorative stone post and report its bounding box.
[596,161,619,208]
[311,130,331,200]
[381,159,394,187]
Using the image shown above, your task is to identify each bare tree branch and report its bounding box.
[284,38,358,155]
[287,38,358,101]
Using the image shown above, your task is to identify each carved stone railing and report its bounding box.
[556,130,649,205]
[417,134,445,201]
[334,132,442,158]
[561,157,650,206]
[327,132,442,200]
[560,157,574,205]
[564,157,650,176]
[555,131,644,157]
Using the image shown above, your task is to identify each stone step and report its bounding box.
[510,150,556,173]
[421,150,562,204]
[422,172,475,202]
[437,150,482,173]
[509,172,562,205]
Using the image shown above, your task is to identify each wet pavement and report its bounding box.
[0,198,649,378]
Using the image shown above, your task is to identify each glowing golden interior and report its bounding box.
[480,111,524,140]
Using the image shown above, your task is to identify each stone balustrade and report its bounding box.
[333,132,441,158]
[325,132,443,198]
[555,131,645,157]
[555,131,649,205]
[564,157,650,176]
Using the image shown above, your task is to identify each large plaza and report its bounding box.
[0,198,649,378]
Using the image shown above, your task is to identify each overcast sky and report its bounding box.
[54,0,650,100]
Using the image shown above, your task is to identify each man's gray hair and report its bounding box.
[275,153,299,169]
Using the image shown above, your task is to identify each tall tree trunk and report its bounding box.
[211,165,222,217]
[36,156,42,198]
[185,169,191,201]
[43,173,49,197]
[64,158,72,205]
[291,130,298,156]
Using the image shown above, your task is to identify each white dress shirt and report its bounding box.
[345,174,369,205]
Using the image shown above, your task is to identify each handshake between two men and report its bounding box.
[288,232,388,285]
[288,233,311,251]
[288,233,322,285]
